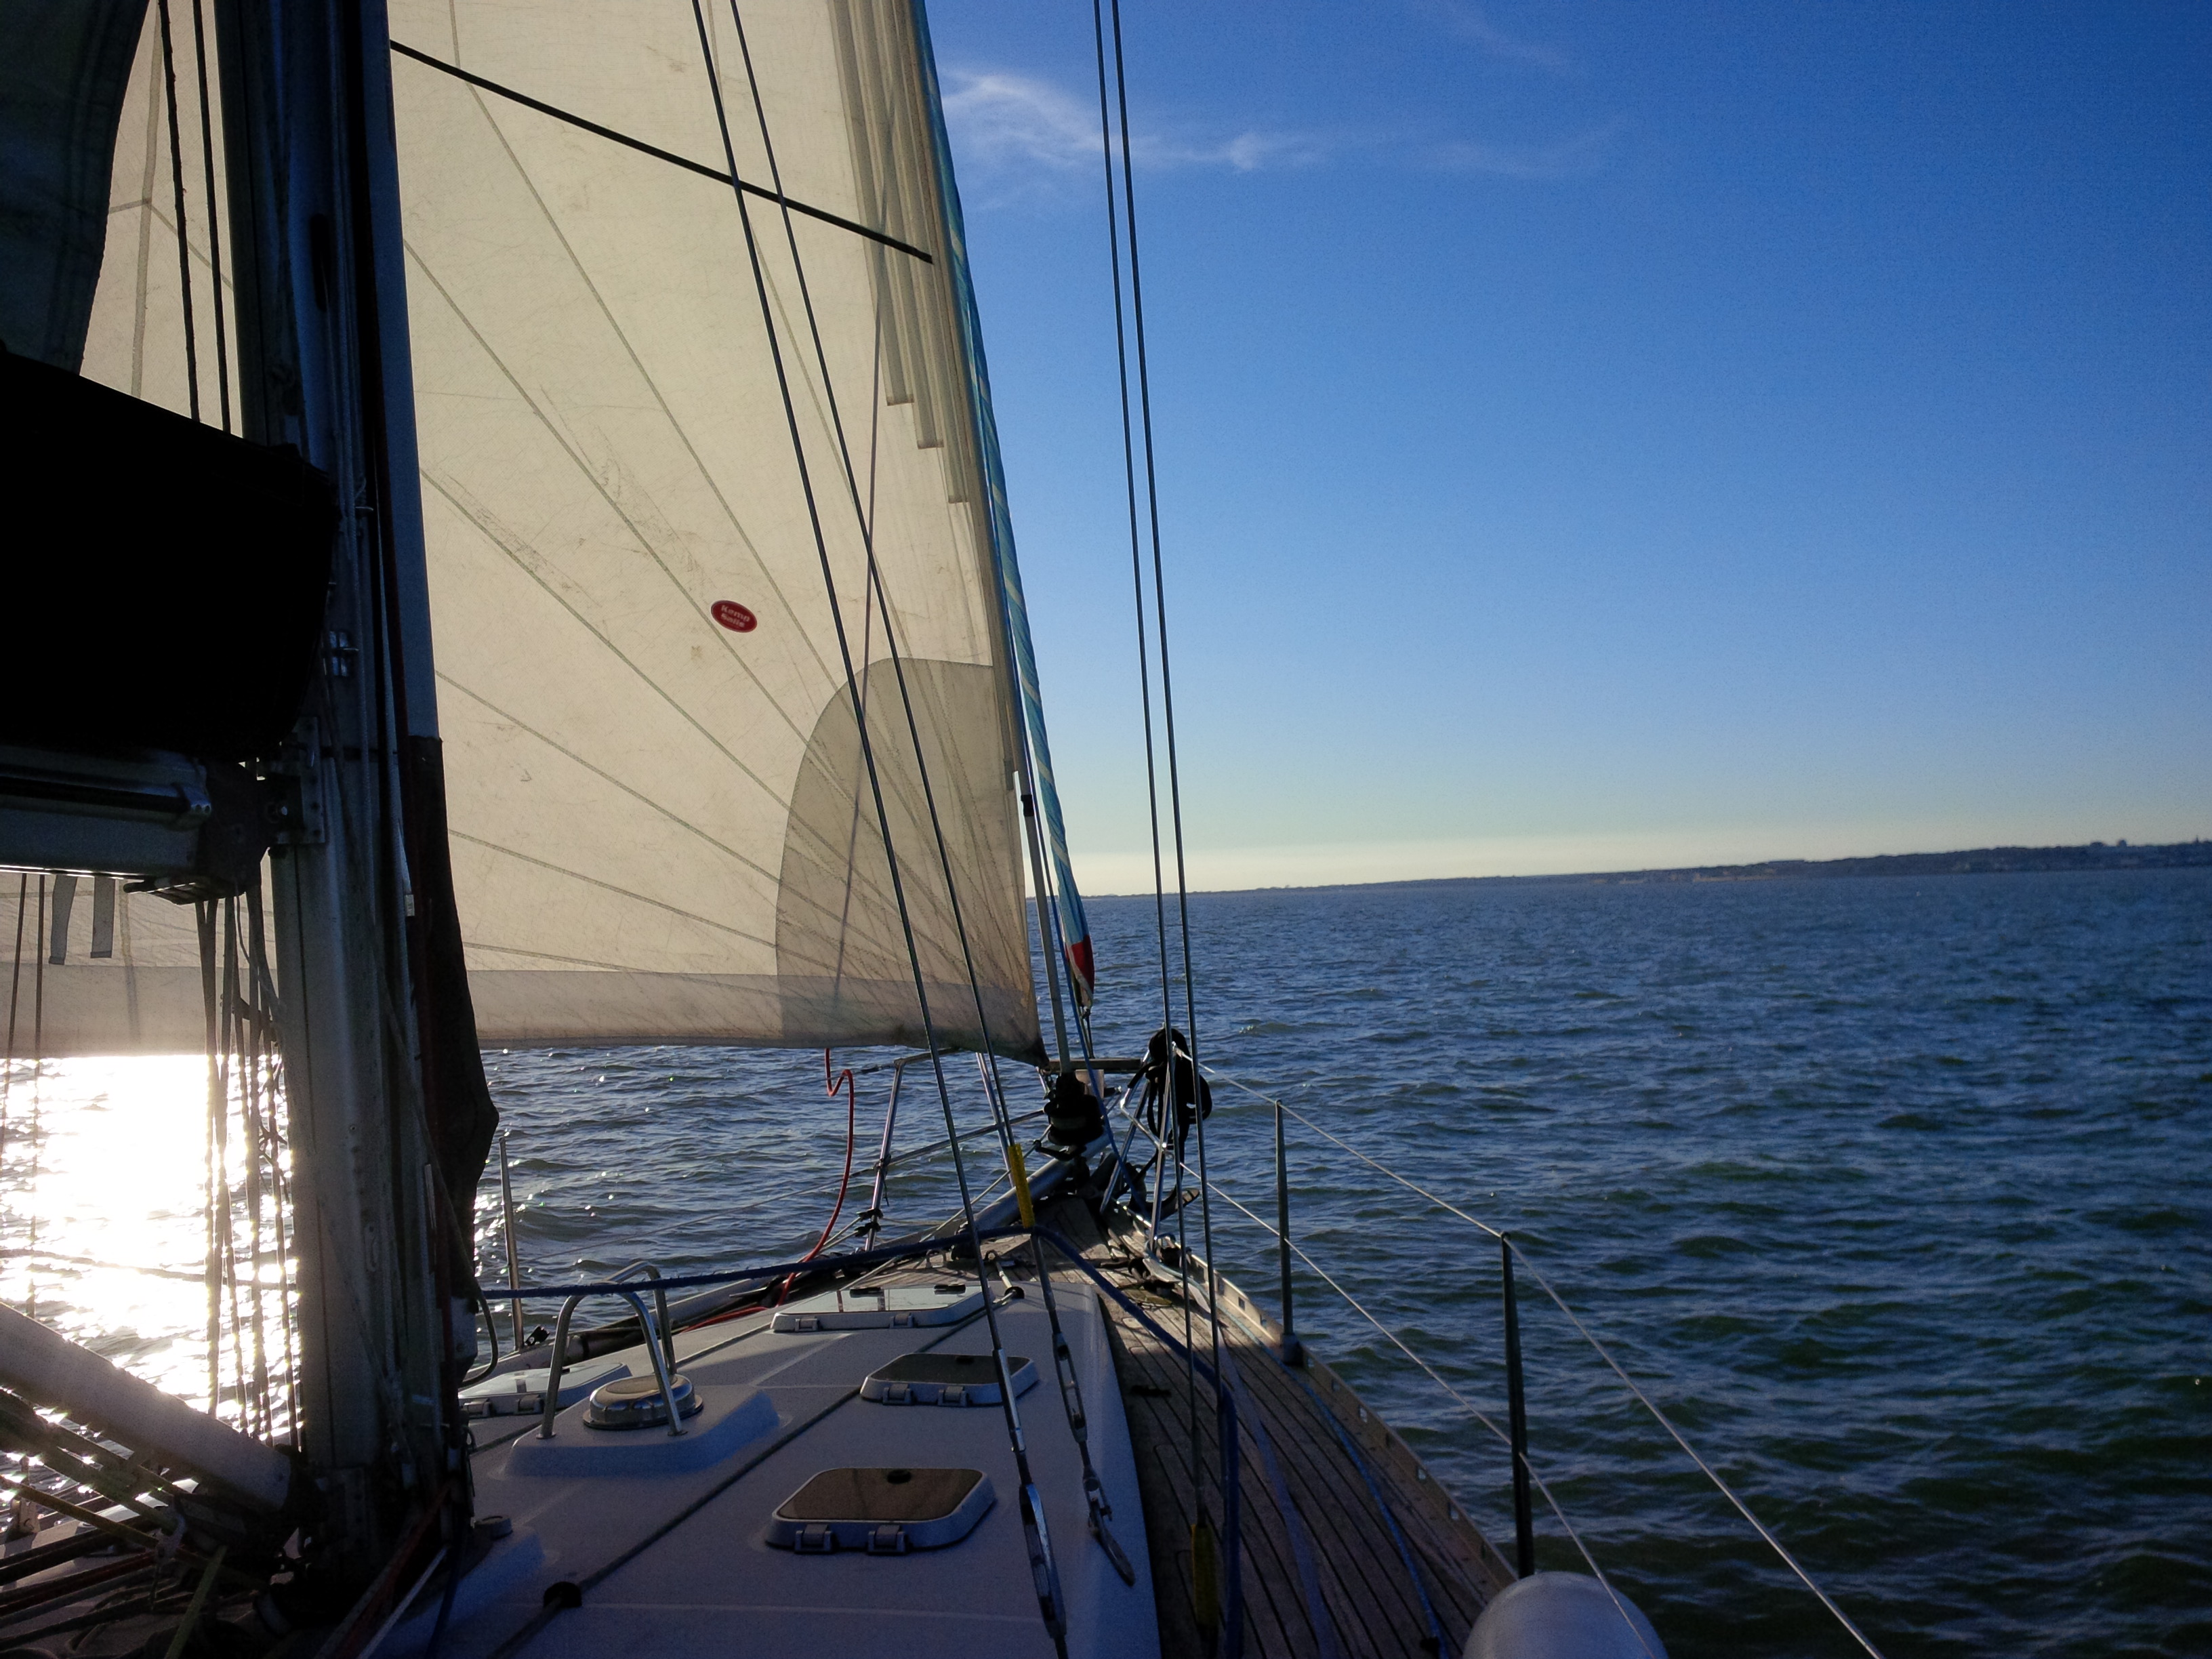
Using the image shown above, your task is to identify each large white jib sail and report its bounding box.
[9,0,1066,1062]
[386,0,1044,1057]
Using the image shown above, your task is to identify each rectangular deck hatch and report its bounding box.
[771,1282,983,1332]
[859,1351,1037,1407]
[764,1467,994,1554]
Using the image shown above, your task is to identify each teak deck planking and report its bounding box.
[1036,1195,1511,1658]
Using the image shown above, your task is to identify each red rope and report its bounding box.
[689,1052,861,1328]
[767,1050,859,1309]
[808,1048,860,1259]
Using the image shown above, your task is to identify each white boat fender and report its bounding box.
[1462,1573,1667,1659]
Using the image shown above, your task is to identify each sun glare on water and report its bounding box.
[1,1055,272,1416]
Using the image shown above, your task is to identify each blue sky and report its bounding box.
[926,1,2211,892]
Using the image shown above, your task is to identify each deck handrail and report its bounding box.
[538,1262,685,1440]
[480,1227,1244,1654]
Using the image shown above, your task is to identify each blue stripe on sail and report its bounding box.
[909,0,1094,1002]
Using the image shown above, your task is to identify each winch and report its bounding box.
[584,1372,705,1431]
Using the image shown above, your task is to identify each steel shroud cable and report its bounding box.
[721,1,1042,1229]
[689,12,1067,1646]
[721,6,1092,1595]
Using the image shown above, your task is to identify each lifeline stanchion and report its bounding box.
[1212,1065,1885,1658]
[1274,1093,1300,1366]
[1502,1232,1535,1578]
[1200,1176,1660,1658]
[497,1132,525,1354]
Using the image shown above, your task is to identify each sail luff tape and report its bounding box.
[47,874,76,965]
[0,1305,293,1513]
[89,876,116,959]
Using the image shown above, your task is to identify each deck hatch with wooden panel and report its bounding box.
[764,1467,996,1554]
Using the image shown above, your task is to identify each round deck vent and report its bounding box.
[583,1372,704,1431]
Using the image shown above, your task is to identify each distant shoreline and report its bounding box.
[1083,838,2212,899]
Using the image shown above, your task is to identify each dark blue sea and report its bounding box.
[474,867,2211,1658]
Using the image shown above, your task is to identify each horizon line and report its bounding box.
[1064,834,2212,900]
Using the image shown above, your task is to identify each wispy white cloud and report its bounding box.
[1410,0,1574,74]
[1193,129,1336,173]
[941,73,1097,173]
[1430,121,1622,180]
[943,68,1615,192]
[941,70,1335,180]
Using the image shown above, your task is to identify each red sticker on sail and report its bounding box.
[711,600,758,634]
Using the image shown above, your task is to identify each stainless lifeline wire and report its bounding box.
[1206,1067,1506,1241]
[1203,1065,1887,1659]
[724,0,1137,1580]
[721,0,1125,1601]
[1507,1248,1885,1659]
[1101,1076,1648,1647]
[1199,1176,1661,1659]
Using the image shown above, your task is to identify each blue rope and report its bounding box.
[1218,1343,1339,1657]
[1294,1369,1448,1653]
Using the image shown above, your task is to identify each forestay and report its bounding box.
[386,0,1042,1057]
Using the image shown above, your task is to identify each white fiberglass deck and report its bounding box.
[409,1267,1157,1659]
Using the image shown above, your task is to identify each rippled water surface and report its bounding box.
[6,869,2206,1656]
[1105,869,2211,1658]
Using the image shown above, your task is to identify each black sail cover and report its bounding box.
[0,351,334,766]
